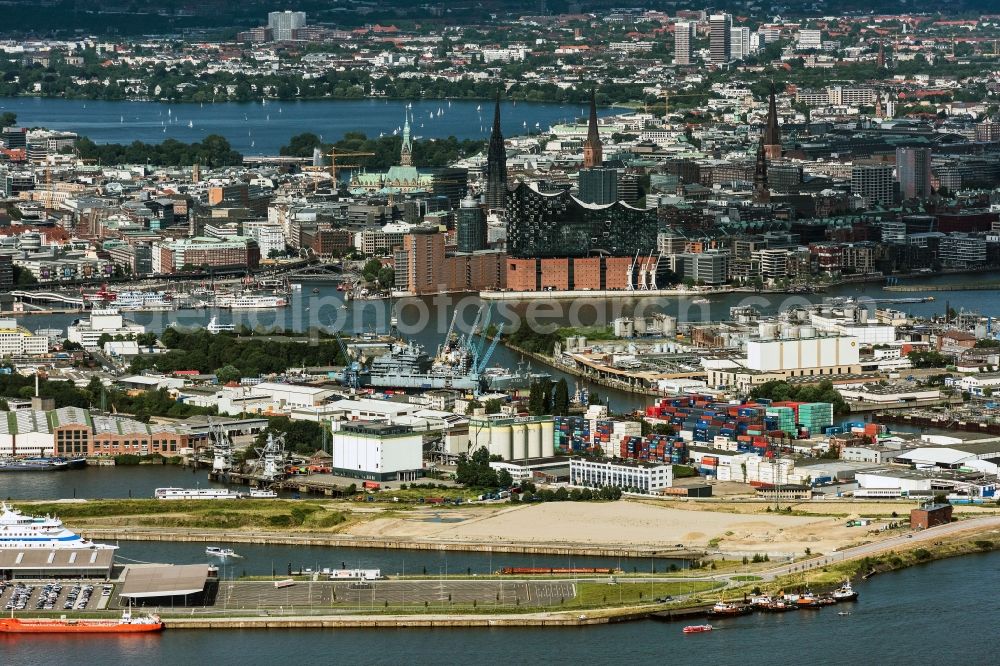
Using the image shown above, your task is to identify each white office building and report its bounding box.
[570,458,673,494]
[66,310,145,349]
[797,29,822,50]
[730,27,752,60]
[0,319,49,356]
[330,422,424,482]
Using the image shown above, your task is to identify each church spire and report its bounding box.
[763,81,781,160]
[485,90,508,210]
[400,109,412,167]
[583,88,603,168]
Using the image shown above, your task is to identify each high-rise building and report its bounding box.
[0,254,12,292]
[763,83,782,160]
[896,147,933,201]
[583,89,603,168]
[852,162,895,208]
[674,21,694,65]
[578,168,618,205]
[456,197,487,253]
[709,13,732,64]
[730,27,751,60]
[485,94,508,210]
[268,11,306,41]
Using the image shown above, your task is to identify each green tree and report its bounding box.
[552,378,570,416]
[215,364,241,384]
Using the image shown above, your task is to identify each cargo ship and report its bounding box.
[0,610,163,634]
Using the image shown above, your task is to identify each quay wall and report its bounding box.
[79,528,701,560]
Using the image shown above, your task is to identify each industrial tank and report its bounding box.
[540,420,555,457]
[511,423,527,460]
[527,421,542,458]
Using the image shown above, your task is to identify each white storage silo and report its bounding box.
[493,424,513,460]
[540,420,555,457]
[527,421,542,458]
[512,423,527,460]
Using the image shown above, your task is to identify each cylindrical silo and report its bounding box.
[663,315,677,337]
[527,421,542,458]
[540,420,555,457]
[493,424,512,460]
[512,423,527,461]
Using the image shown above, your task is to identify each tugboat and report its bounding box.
[707,600,753,617]
[832,581,859,602]
[682,624,713,634]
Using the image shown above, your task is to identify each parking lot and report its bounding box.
[213,579,578,611]
[0,580,112,613]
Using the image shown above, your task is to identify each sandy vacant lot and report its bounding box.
[345,501,865,556]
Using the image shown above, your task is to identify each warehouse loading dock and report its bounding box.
[117,564,215,607]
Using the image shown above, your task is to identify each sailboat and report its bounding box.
[119,115,124,123]
[188,120,193,128]
[476,104,481,112]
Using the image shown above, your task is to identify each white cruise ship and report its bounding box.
[154,488,244,500]
[0,503,117,550]
[215,293,288,310]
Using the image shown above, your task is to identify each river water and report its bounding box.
[2,550,996,665]
[113,540,685,578]
[0,97,606,154]
[18,270,1000,414]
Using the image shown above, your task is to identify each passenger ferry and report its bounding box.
[0,503,117,550]
[216,293,288,310]
[154,488,244,500]
[206,317,236,334]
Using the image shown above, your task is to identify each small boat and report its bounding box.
[692,297,711,305]
[832,581,859,602]
[682,625,713,634]
[837,611,851,616]
[206,547,238,558]
[246,489,278,499]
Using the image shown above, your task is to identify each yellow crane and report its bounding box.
[324,149,375,181]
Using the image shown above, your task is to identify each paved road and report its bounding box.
[759,516,1000,580]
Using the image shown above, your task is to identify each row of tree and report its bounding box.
[749,379,848,414]
[74,135,242,167]
[128,328,347,381]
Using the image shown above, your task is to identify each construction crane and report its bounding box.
[661,90,710,115]
[476,322,504,373]
[324,148,375,181]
